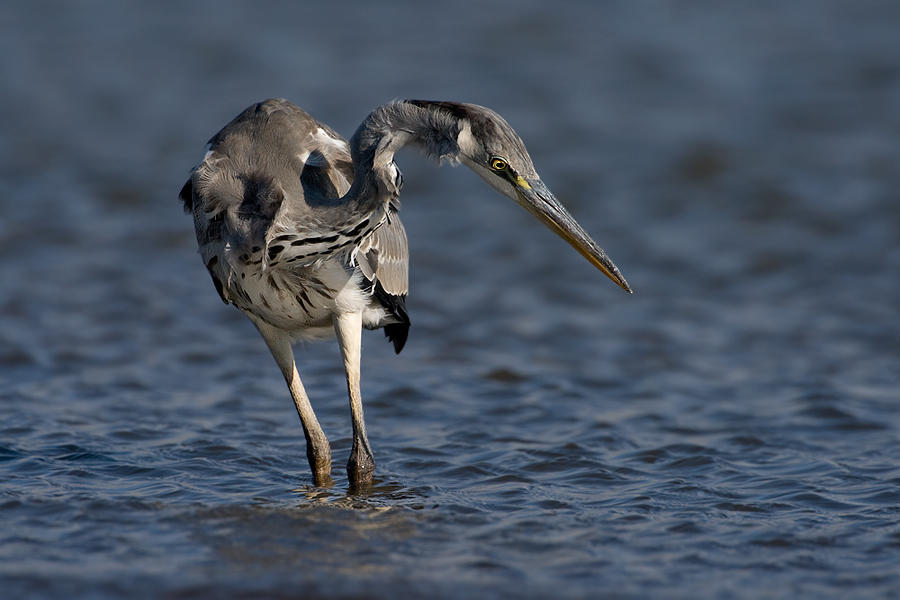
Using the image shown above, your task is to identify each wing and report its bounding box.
[180,99,359,293]
[180,99,410,351]
[357,205,409,297]
[357,205,410,353]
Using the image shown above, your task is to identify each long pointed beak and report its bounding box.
[515,179,631,293]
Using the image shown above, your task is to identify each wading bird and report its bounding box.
[180,99,630,488]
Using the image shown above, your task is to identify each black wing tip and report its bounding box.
[384,323,409,354]
[372,282,410,354]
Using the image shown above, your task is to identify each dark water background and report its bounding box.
[2,1,900,598]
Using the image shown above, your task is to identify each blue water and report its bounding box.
[2,1,900,598]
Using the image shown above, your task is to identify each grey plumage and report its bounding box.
[181,98,630,488]
[181,99,408,344]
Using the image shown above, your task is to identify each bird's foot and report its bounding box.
[307,446,333,488]
[347,445,375,491]
[312,471,335,488]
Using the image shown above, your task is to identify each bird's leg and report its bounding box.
[333,310,375,489]
[249,316,333,486]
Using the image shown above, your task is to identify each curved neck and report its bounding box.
[343,101,464,211]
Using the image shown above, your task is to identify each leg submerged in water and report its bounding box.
[333,310,375,489]
[250,316,333,486]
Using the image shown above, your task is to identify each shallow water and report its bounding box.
[2,1,900,598]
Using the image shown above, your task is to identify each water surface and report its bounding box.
[1,1,899,598]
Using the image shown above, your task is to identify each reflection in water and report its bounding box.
[291,477,429,508]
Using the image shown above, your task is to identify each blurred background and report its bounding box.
[1,1,899,599]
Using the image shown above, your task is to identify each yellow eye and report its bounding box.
[490,157,508,171]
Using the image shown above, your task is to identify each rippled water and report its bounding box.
[2,1,900,598]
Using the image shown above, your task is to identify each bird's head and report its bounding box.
[403,100,631,293]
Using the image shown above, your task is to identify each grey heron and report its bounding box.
[180,99,630,488]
